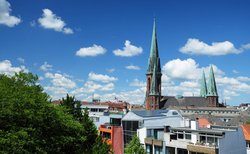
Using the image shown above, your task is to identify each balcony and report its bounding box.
[144,137,163,147]
[187,143,218,154]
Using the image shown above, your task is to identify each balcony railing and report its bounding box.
[187,142,218,154]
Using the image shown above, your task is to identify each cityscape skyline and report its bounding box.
[1,0,250,105]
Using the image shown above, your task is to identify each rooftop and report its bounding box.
[132,110,168,117]
[241,124,250,141]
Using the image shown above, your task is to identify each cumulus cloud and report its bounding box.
[75,44,106,57]
[125,64,141,70]
[83,81,114,93]
[233,70,239,74]
[162,58,224,81]
[0,60,27,76]
[163,58,200,80]
[106,68,115,73]
[98,87,146,104]
[241,43,250,50]
[88,72,117,83]
[45,72,76,89]
[180,38,249,56]
[38,8,73,34]
[113,40,143,57]
[129,79,146,87]
[17,57,24,63]
[0,0,21,27]
[237,76,250,82]
[161,58,250,102]
[40,61,53,71]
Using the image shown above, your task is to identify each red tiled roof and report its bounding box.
[198,118,211,128]
[241,124,250,141]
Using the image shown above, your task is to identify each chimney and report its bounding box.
[191,118,199,130]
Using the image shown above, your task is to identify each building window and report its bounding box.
[146,144,152,154]
[178,133,184,139]
[90,108,98,112]
[154,145,163,154]
[102,132,111,140]
[185,134,191,140]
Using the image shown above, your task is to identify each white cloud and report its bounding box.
[241,43,250,50]
[40,61,53,71]
[129,78,146,87]
[163,58,200,80]
[88,72,117,83]
[0,60,27,76]
[162,58,224,81]
[44,86,68,99]
[30,20,36,27]
[113,40,143,57]
[83,81,114,93]
[236,76,250,82]
[180,38,245,56]
[75,44,106,57]
[106,68,115,73]
[17,57,24,63]
[38,8,73,34]
[161,58,250,103]
[0,0,21,27]
[45,72,76,89]
[125,64,141,70]
[233,69,239,74]
[100,87,146,104]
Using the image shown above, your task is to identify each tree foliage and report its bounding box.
[61,94,83,122]
[61,94,112,153]
[0,72,86,153]
[125,135,146,154]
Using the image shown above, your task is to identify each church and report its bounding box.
[145,20,224,110]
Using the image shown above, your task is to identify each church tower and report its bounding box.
[200,70,207,97]
[145,19,162,110]
[207,65,219,107]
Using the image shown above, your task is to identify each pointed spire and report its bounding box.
[207,65,218,96]
[147,18,160,73]
[150,65,159,95]
[200,70,207,97]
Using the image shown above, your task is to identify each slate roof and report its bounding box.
[160,96,208,109]
[132,110,168,118]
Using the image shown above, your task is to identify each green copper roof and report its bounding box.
[147,18,161,74]
[150,65,159,96]
[200,70,207,97]
[207,65,218,96]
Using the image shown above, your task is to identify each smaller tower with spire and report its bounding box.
[200,70,207,97]
[206,65,219,107]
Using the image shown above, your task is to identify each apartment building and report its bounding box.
[138,120,246,154]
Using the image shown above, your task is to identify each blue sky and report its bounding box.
[1,0,250,105]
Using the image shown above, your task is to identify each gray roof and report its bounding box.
[171,127,225,135]
[160,96,208,109]
[132,110,168,118]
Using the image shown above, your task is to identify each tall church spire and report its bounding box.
[147,18,161,74]
[200,70,207,97]
[145,18,162,110]
[207,65,218,96]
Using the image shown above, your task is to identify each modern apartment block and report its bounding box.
[138,120,246,154]
[122,110,184,146]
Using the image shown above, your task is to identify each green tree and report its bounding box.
[0,72,86,153]
[61,94,112,153]
[82,107,98,153]
[92,136,113,154]
[61,94,83,122]
[125,135,146,154]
